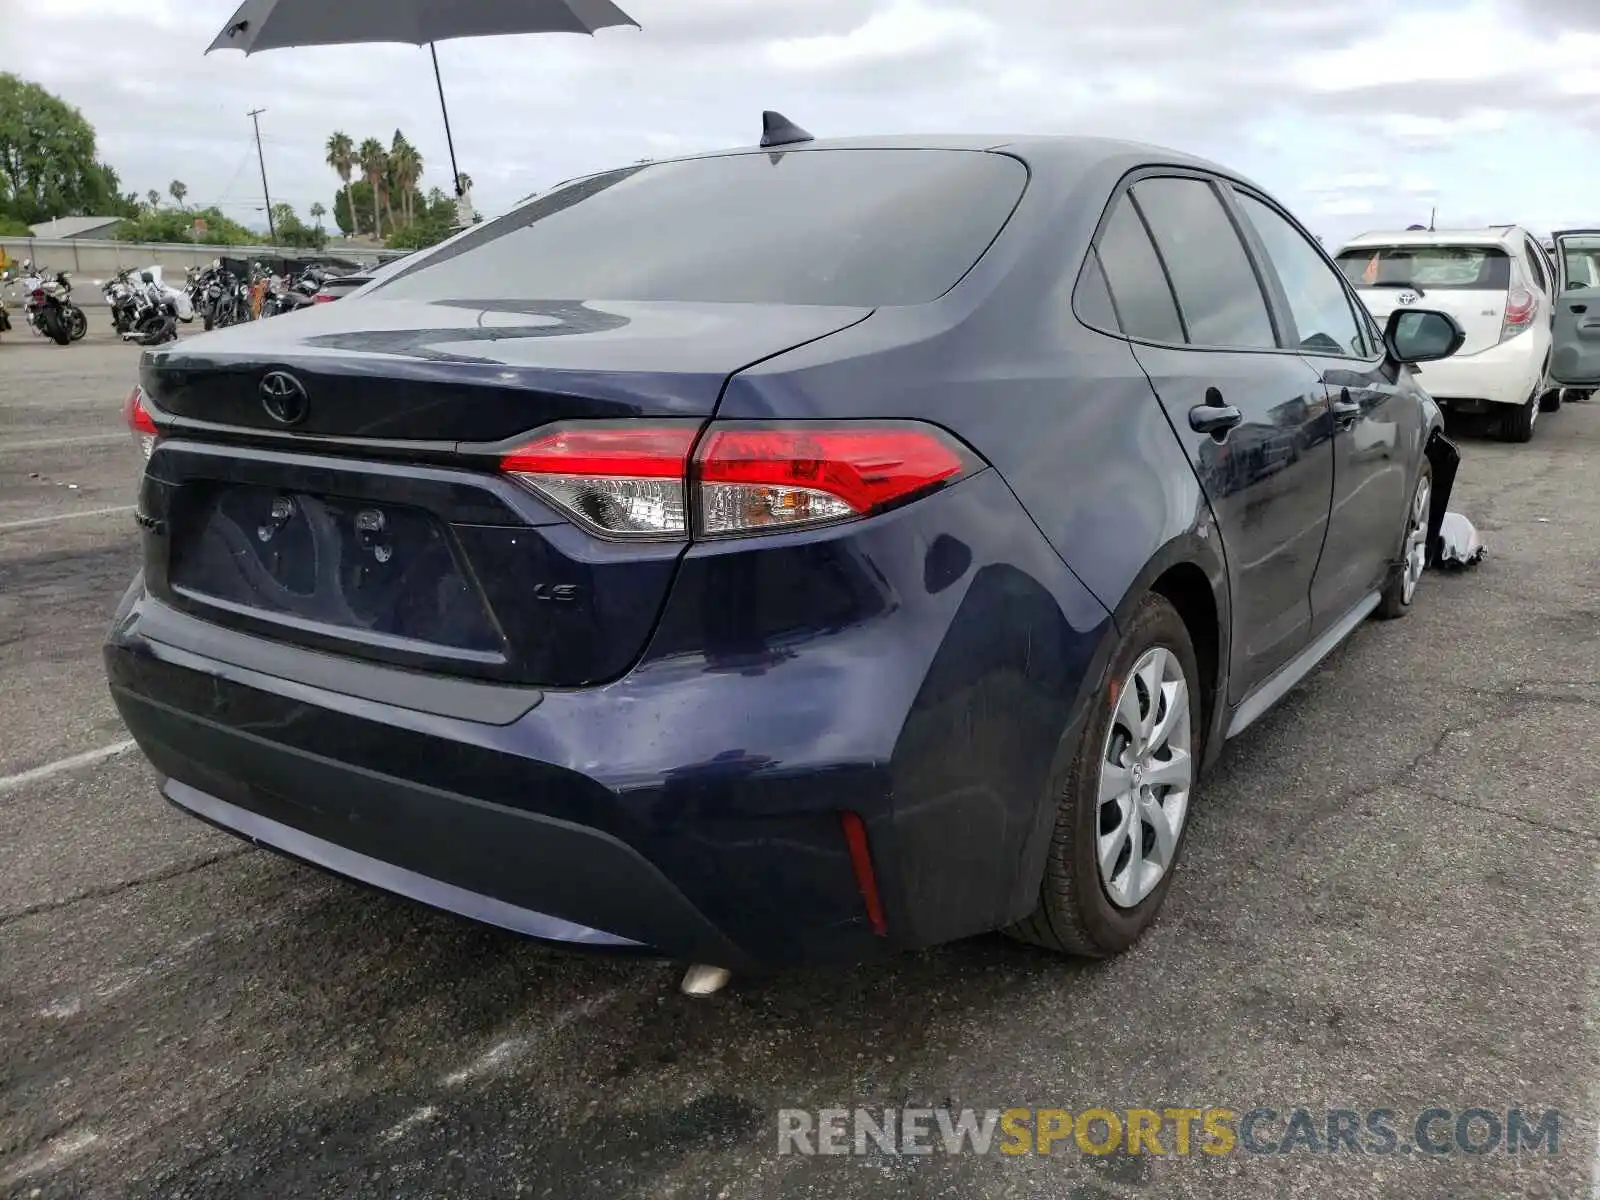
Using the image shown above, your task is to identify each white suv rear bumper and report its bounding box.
[1412,333,1545,409]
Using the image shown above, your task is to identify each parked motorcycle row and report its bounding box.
[1,258,349,348]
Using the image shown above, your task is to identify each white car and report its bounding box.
[1334,227,1558,441]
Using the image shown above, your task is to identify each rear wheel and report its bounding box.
[44,310,70,345]
[1377,460,1432,619]
[1006,594,1200,957]
[67,306,87,341]
[1500,385,1539,443]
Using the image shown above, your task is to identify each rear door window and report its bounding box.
[1334,245,1511,291]
[1093,196,1185,344]
[370,149,1028,307]
[1130,177,1278,350]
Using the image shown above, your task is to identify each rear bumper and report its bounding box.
[106,471,1112,968]
[1414,334,1544,408]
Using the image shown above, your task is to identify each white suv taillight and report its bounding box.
[1500,286,1537,343]
[123,385,157,460]
[500,421,975,540]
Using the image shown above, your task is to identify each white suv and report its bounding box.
[1334,227,1558,442]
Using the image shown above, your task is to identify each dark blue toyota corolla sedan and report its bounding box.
[106,124,1467,973]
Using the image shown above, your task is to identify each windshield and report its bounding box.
[371,149,1028,308]
[1334,245,1511,291]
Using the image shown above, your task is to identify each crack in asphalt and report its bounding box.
[0,847,254,928]
[1418,790,1600,840]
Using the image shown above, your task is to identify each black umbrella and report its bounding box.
[206,0,639,198]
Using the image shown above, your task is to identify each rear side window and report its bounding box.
[1334,245,1511,291]
[1072,249,1121,332]
[1523,238,1550,293]
[369,149,1027,307]
[1131,177,1277,349]
[1094,197,1184,343]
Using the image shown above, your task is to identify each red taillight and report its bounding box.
[31,289,45,302]
[313,292,335,303]
[499,421,974,541]
[124,385,157,459]
[694,423,971,537]
[500,424,699,539]
[1500,286,1537,342]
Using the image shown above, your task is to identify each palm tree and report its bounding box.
[358,137,386,238]
[389,132,423,227]
[309,202,326,230]
[325,132,355,233]
[168,180,188,208]
[455,172,473,195]
[146,189,161,211]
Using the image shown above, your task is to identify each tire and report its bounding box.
[203,314,215,332]
[1539,388,1562,413]
[1376,460,1432,620]
[1006,594,1202,957]
[44,310,70,345]
[67,306,87,341]
[1500,386,1538,443]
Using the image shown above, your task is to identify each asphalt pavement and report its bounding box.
[0,326,1596,1199]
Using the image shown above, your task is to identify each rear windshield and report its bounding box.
[1334,245,1511,291]
[369,149,1027,308]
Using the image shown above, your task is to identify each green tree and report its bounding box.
[0,74,132,225]
[389,131,423,228]
[267,202,326,250]
[114,205,260,246]
[145,188,161,211]
[358,137,386,238]
[309,201,326,229]
[455,172,472,194]
[325,131,355,235]
[168,179,187,208]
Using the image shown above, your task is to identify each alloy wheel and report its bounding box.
[1097,646,1193,909]
[1401,475,1431,605]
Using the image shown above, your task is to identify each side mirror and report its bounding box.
[1384,309,1465,365]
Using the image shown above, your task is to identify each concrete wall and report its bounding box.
[1,238,407,306]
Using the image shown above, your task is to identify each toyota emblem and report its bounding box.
[259,371,309,425]
[1397,291,1418,306]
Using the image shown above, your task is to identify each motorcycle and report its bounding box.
[188,260,251,330]
[99,268,142,336]
[18,261,87,344]
[0,271,12,340]
[119,266,195,346]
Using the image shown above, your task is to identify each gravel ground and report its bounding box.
[0,329,1595,1199]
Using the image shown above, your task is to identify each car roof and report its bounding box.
[528,134,1257,207]
[1338,227,1525,251]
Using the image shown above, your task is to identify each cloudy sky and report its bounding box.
[5,0,1600,243]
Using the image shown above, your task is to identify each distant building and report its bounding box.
[28,216,124,240]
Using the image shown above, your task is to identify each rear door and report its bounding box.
[1096,174,1335,703]
[1550,230,1600,386]
[1334,242,1512,355]
[1231,188,1423,630]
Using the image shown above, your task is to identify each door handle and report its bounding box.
[1572,304,1588,314]
[1330,390,1362,425]
[1189,402,1243,435]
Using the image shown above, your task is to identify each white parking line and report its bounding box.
[0,740,137,795]
[2,432,129,453]
[0,504,135,533]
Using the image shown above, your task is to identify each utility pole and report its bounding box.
[248,108,276,242]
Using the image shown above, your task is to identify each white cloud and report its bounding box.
[2,0,1598,244]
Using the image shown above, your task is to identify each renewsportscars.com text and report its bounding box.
[777,1106,1563,1157]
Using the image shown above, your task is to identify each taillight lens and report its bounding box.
[499,420,975,540]
[694,423,972,536]
[124,385,157,460]
[312,292,335,303]
[1500,286,1537,342]
[500,424,698,539]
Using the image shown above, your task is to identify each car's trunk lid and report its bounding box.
[137,299,871,687]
